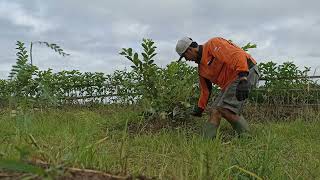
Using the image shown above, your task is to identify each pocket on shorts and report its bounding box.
[253,66,261,78]
[248,66,260,88]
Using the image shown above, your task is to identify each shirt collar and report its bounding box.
[196,45,203,64]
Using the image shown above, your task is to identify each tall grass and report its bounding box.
[0,107,319,179]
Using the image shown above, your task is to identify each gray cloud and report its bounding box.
[0,0,320,79]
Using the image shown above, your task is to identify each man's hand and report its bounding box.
[191,106,204,117]
[236,78,250,101]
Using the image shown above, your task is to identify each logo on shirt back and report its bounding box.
[207,57,215,65]
[213,47,221,51]
[208,46,221,66]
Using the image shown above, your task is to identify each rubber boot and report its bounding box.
[230,116,250,136]
[202,122,218,139]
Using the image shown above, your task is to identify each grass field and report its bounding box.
[1,106,320,179]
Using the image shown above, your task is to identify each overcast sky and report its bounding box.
[1,0,319,78]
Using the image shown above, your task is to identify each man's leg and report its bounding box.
[204,65,259,137]
[213,66,259,135]
[203,108,222,138]
[218,107,249,135]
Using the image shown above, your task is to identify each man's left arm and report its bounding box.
[231,54,252,101]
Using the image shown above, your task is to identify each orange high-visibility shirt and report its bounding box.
[198,37,257,109]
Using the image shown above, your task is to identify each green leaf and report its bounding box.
[125,56,133,61]
[241,42,257,51]
[128,48,133,56]
[148,48,155,56]
[142,43,148,51]
[133,53,139,61]
[142,53,148,60]
[150,53,157,60]
[133,59,139,66]
[0,159,45,176]
[119,51,126,55]
[34,41,70,57]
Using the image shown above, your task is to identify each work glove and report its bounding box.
[236,79,250,101]
[191,106,204,117]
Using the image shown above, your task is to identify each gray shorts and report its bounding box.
[209,65,260,114]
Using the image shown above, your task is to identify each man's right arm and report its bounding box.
[192,76,212,117]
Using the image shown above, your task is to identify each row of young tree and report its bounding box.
[1,39,318,114]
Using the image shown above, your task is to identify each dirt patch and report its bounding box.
[0,170,132,180]
[126,117,201,135]
[0,170,154,180]
[0,160,154,180]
